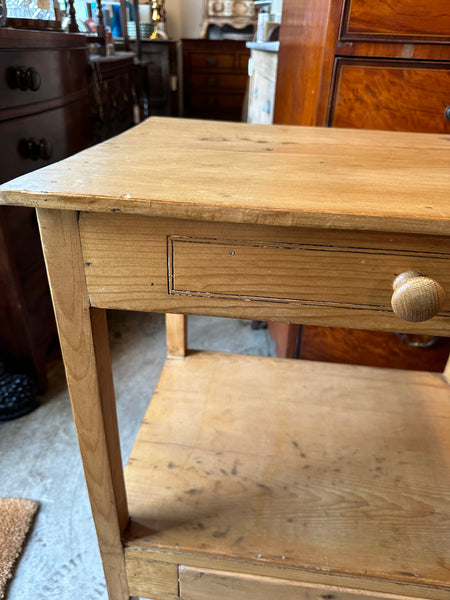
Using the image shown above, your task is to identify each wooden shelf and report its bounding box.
[124,351,450,599]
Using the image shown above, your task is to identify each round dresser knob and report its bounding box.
[26,67,41,91]
[391,270,445,322]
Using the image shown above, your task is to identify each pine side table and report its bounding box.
[1,118,449,600]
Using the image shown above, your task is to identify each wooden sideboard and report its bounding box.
[182,39,250,121]
[0,28,94,390]
[270,0,450,367]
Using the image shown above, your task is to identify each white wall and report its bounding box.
[164,0,204,39]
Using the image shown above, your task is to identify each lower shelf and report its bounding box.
[123,350,450,600]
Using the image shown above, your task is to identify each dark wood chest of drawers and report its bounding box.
[182,39,250,121]
[0,28,94,390]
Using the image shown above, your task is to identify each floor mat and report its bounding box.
[0,498,39,599]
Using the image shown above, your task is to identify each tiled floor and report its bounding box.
[0,312,275,600]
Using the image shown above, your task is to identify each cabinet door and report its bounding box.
[329,59,450,133]
[247,50,278,124]
[248,71,275,124]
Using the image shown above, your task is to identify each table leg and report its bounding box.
[166,313,187,357]
[36,208,129,600]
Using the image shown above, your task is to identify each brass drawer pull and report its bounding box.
[391,270,445,322]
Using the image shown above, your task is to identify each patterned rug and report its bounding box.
[0,498,39,599]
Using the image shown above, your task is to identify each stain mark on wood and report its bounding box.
[184,488,201,495]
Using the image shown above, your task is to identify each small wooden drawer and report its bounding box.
[189,52,235,70]
[341,0,450,40]
[191,72,249,90]
[190,91,247,110]
[179,567,397,600]
[80,214,450,335]
[0,48,90,115]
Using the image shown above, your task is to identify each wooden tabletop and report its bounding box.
[1,117,449,235]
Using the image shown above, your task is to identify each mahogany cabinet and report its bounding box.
[270,0,450,367]
[182,39,250,121]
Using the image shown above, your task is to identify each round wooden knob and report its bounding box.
[391,271,445,322]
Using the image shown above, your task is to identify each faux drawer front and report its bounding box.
[329,60,450,134]
[341,0,450,40]
[80,214,450,335]
[179,567,398,600]
[0,48,90,114]
[168,235,450,311]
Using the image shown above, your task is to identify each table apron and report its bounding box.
[79,213,450,336]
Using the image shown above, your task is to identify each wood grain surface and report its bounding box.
[165,314,187,357]
[179,566,419,600]
[1,117,449,236]
[342,0,450,39]
[36,208,129,600]
[330,61,450,133]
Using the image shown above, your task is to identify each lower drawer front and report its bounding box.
[189,52,235,70]
[79,214,450,335]
[189,91,246,110]
[191,72,248,90]
[179,567,407,600]
[0,97,92,183]
[330,60,450,133]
